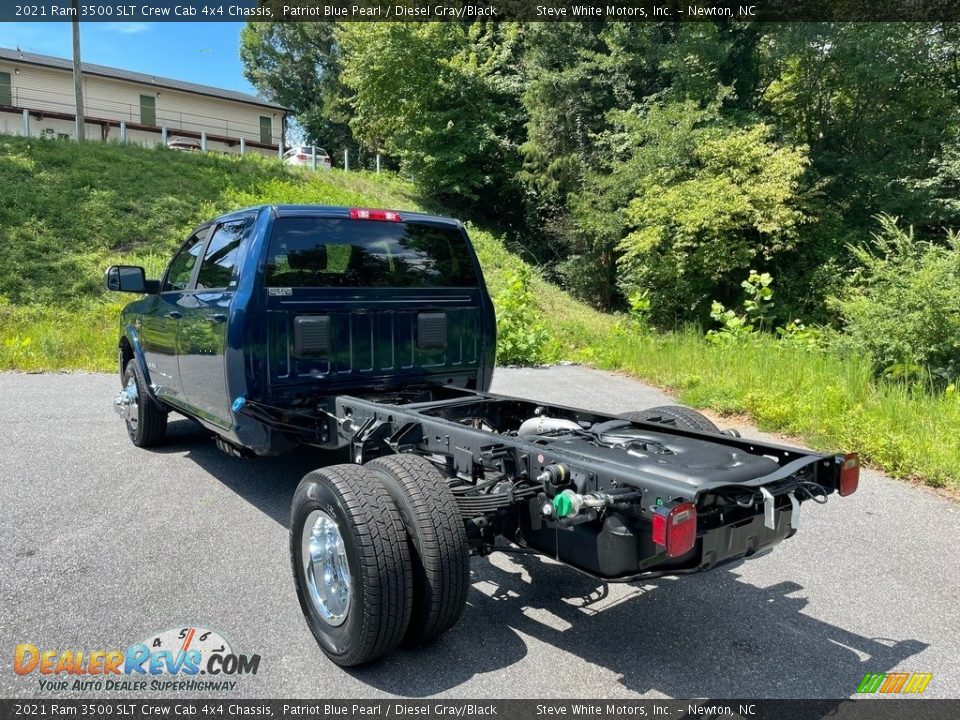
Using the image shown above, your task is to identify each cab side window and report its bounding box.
[163,230,208,292]
[195,217,254,290]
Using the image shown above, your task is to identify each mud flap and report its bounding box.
[760,487,776,530]
[788,491,801,529]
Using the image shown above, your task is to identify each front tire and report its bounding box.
[365,454,470,646]
[120,361,167,447]
[291,464,412,666]
[620,405,719,433]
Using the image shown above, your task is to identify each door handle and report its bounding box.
[165,311,183,319]
[206,313,227,323]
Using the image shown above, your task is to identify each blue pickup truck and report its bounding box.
[106,204,860,666]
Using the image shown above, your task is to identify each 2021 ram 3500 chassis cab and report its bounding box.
[106,205,860,666]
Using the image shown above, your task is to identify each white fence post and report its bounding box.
[119,121,126,143]
[239,137,245,156]
[344,149,349,171]
[376,154,381,174]
[161,126,167,147]
[311,146,317,171]
[22,109,29,137]
[201,131,207,152]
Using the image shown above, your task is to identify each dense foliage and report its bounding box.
[579,99,808,323]
[835,216,960,384]
[235,21,960,384]
[335,23,526,222]
[239,24,357,160]
[493,266,549,365]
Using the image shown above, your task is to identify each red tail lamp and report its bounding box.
[839,453,860,497]
[652,501,698,558]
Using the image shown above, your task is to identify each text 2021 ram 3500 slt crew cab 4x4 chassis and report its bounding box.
[106,205,860,666]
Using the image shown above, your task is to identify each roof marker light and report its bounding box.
[349,208,402,222]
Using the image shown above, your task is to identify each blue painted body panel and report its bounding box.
[116,205,497,454]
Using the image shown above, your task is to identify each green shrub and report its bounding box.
[834,215,960,384]
[706,271,775,344]
[604,100,808,325]
[707,270,827,350]
[626,289,652,329]
[494,266,549,365]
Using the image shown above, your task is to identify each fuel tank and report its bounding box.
[544,421,781,488]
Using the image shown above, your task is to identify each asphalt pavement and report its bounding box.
[1,366,957,699]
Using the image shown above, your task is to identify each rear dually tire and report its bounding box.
[365,453,470,646]
[290,464,413,667]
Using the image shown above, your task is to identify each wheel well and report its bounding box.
[119,337,134,372]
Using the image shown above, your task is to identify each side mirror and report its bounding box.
[104,265,148,293]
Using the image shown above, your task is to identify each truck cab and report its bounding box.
[107,205,496,454]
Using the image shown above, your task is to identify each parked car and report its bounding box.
[283,145,332,170]
[105,205,859,667]
[166,136,201,152]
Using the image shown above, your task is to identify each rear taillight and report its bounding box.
[349,208,402,222]
[295,153,307,160]
[652,501,697,558]
[839,453,860,496]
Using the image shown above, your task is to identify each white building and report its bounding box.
[0,47,289,156]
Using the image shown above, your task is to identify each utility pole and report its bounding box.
[71,1,85,140]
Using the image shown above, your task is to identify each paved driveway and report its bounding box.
[0,367,957,698]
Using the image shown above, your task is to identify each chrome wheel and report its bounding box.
[302,509,351,626]
[115,375,139,431]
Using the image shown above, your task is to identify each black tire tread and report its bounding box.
[291,464,412,666]
[366,454,470,645]
[124,361,167,447]
[620,405,719,433]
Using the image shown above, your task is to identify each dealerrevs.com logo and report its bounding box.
[14,626,261,693]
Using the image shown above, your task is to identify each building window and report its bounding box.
[140,95,156,126]
[259,116,272,145]
[0,72,11,107]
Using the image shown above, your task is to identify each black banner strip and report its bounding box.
[1,699,959,720]
[4,0,960,23]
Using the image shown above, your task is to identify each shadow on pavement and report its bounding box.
[355,553,926,698]
[154,417,348,527]
[156,419,927,699]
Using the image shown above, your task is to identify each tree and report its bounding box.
[922,125,960,228]
[237,19,960,334]
[760,23,958,230]
[519,22,771,304]
[337,23,526,222]
[574,96,808,324]
[239,22,356,158]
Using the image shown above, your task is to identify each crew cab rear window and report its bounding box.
[265,217,479,288]
[196,217,254,290]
